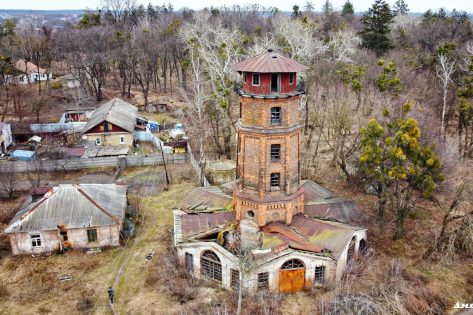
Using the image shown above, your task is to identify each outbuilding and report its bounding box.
[5,184,127,255]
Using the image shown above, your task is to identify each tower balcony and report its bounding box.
[234,82,306,99]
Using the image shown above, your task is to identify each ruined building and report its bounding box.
[173,50,367,293]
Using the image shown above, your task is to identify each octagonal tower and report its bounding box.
[232,49,309,226]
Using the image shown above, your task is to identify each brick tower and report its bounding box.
[231,50,309,227]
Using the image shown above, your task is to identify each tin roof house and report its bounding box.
[81,98,147,156]
[5,60,52,85]
[173,51,367,294]
[5,184,127,255]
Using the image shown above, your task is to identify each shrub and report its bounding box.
[51,81,62,89]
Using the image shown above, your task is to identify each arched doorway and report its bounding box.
[347,236,356,266]
[359,239,367,256]
[200,250,222,282]
[279,258,305,293]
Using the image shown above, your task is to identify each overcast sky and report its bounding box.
[0,0,471,13]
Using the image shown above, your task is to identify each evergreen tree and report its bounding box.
[291,5,302,18]
[393,0,409,15]
[322,0,333,14]
[359,0,395,56]
[359,102,443,239]
[341,0,355,16]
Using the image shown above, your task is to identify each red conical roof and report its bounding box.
[231,50,309,73]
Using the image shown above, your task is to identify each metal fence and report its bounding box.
[0,153,188,173]
[134,131,173,154]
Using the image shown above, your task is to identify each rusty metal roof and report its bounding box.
[262,214,363,259]
[15,60,48,74]
[5,184,127,233]
[302,180,360,224]
[181,211,235,238]
[179,186,233,211]
[231,51,309,73]
[261,222,322,253]
[305,199,359,224]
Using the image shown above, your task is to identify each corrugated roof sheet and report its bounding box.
[231,51,309,73]
[305,199,359,224]
[82,98,138,134]
[262,215,363,259]
[5,184,127,233]
[179,186,233,211]
[181,211,236,238]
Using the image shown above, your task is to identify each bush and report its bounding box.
[51,81,62,89]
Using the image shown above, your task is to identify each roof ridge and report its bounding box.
[77,187,119,224]
[19,188,56,221]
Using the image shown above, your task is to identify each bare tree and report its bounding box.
[0,166,17,198]
[436,53,455,139]
[178,42,210,184]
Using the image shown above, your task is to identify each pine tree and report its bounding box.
[359,0,394,56]
[322,0,333,14]
[291,5,302,18]
[393,0,409,16]
[341,0,355,16]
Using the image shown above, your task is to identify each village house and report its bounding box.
[5,60,52,84]
[0,122,13,154]
[81,98,142,148]
[173,51,367,293]
[5,184,127,255]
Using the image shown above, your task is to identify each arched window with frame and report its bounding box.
[200,250,222,282]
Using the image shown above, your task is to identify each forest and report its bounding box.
[1,0,473,313]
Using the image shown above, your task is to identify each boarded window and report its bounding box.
[257,272,269,291]
[185,252,194,273]
[252,73,260,86]
[271,144,281,161]
[314,266,325,284]
[31,234,41,247]
[271,107,281,125]
[231,269,240,289]
[201,250,222,282]
[270,173,280,187]
[87,229,97,242]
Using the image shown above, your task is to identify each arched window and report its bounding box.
[201,250,222,282]
[281,259,305,270]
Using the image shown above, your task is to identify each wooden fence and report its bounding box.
[0,153,187,173]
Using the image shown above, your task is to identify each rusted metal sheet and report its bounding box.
[181,211,235,238]
[231,51,309,73]
[279,269,305,293]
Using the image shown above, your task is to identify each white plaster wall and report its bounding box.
[8,225,121,255]
[245,251,336,292]
[177,242,238,290]
[177,242,338,293]
[334,229,368,282]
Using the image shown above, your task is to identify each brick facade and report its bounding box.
[234,75,305,226]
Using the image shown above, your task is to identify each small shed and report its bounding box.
[12,150,36,161]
